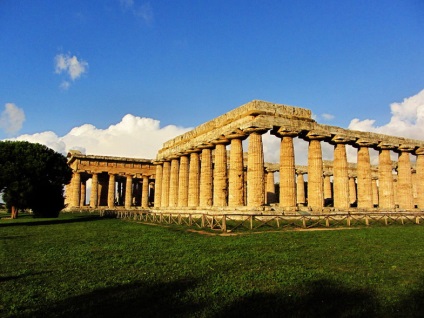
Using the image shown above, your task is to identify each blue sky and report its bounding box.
[1,0,423,159]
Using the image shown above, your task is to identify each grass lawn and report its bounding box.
[1,211,424,317]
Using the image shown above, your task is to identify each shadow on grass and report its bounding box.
[0,214,103,228]
[15,278,424,318]
[213,279,381,318]
[27,278,203,318]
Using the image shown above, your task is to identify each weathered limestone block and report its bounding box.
[332,136,352,210]
[323,173,332,201]
[188,150,200,207]
[246,128,267,207]
[142,176,149,208]
[80,179,86,207]
[272,128,299,209]
[153,163,163,208]
[177,155,189,207]
[265,170,277,204]
[356,142,373,209]
[396,146,414,209]
[199,145,213,206]
[108,173,115,208]
[90,173,98,208]
[378,144,395,210]
[213,138,229,206]
[161,161,171,207]
[228,132,245,207]
[296,171,306,206]
[372,177,379,207]
[306,131,329,211]
[415,148,424,209]
[72,172,81,208]
[125,175,133,209]
[169,157,180,207]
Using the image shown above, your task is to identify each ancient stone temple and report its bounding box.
[153,100,424,213]
[66,151,156,209]
[66,100,424,214]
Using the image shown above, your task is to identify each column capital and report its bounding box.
[271,126,300,138]
[354,138,377,148]
[415,147,424,155]
[226,129,247,140]
[244,127,269,135]
[186,147,202,153]
[377,141,398,150]
[153,160,164,165]
[304,130,331,141]
[295,169,307,175]
[211,136,230,145]
[330,134,355,144]
[395,144,416,153]
[197,143,215,149]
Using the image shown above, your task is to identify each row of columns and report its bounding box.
[69,172,152,209]
[155,127,424,211]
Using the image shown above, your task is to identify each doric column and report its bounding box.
[153,162,163,208]
[142,176,149,208]
[323,172,332,202]
[355,140,375,210]
[187,149,201,207]
[90,173,98,208]
[415,148,424,209]
[331,135,352,211]
[125,174,133,209]
[265,169,277,204]
[212,137,230,207]
[271,128,299,209]
[306,131,330,211]
[107,173,115,208]
[412,168,418,208]
[348,175,357,206]
[246,128,268,207]
[168,157,180,207]
[228,131,246,207]
[161,160,171,207]
[80,179,86,207]
[71,172,81,208]
[396,145,415,209]
[372,177,379,207]
[378,143,395,210]
[199,144,213,206]
[177,154,189,207]
[296,170,306,206]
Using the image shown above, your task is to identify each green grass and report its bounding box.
[1,212,424,317]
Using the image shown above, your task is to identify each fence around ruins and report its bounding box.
[98,210,424,233]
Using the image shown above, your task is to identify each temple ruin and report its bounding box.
[66,100,424,214]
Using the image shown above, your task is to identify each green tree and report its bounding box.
[0,141,72,218]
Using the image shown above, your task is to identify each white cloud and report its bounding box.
[119,0,154,25]
[349,89,424,140]
[321,113,335,120]
[54,53,88,89]
[10,114,191,158]
[0,103,25,135]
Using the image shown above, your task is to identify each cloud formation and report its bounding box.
[120,0,154,25]
[348,89,424,140]
[54,53,88,89]
[12,114,191,159]
[8,89,424,169]
[0,103,25,135]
